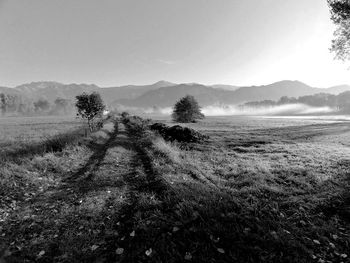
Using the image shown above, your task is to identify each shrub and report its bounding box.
[150,122,209,143]
[122,115,151,138]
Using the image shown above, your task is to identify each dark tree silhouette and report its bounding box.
[0,93,7,115]
[54,97,71,114]
[34,99,50,112]
[172,95,204,123]
[328,0,350,60]
[76,92,105,131]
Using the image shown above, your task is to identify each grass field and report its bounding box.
[0,116,86,163]
[0,115,349,262]
[0,116,83,143]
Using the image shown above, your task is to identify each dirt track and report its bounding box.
[1,122,166,262]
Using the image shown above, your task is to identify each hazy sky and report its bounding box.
[0,0,348,88]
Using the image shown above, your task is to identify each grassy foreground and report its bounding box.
[0,115,349,262]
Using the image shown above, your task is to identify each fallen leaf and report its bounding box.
[283,229,291,234]
[313,240,320,245]
[38,250,45,257]
[270,231,278,239]
[184,252,192,260]
[91,245,99,251]
[145,248,152,256]
[130,230,135,237]
[217,248,225,254]
[172,227,179,232]
[210,235,220,243]
[189,227,196,232]
[116,248,124,255]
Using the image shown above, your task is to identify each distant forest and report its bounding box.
[3,90,350,116]
[0,93,74,116]
[241,91,350,113]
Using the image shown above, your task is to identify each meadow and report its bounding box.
[0,116,83,143]
[0,116,86,163]
[0,115,349,262]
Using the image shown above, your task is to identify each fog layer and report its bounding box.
[139,104,336,116]
[201,104,335,116]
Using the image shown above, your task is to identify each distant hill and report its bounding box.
[211,84,239,91]
[114,83,224,107]
[101,81,176,103]
[2,80,350,108]
[0,81,176,104]
[11,82,99,102]
[0,86,21,95]
[113,80,350,108]
[226,81,320,103]
[324,85,350,95]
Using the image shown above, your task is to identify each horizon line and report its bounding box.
[2,79,350,89]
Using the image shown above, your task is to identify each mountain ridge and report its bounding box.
[112,80,350,108]
[1,80,350,108]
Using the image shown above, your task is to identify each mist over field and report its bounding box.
[202,104,336,116]
[139,103,336,116]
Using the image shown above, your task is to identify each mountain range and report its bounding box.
[1,80,350,108]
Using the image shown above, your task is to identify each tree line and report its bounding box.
[0,93,74,116]
[242,91,350,113]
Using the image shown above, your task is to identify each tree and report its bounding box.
[0,93,7,115]
[75,92,105,131]
[34,99,50,112]
[328,0,350,60]
[172,95,204,123]
[337,91,350,112]
[54,97,70,114]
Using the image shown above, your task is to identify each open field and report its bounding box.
[0,115,350,262]
[0,116,83,143]
[0,116,86,163]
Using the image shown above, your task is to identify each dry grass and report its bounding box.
[0,116,86,162]
[122,116,350,262]
[0,116,83,142]
[0,116,89,223]
[1,115,349,262]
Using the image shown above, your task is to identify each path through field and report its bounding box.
[1,122,170,262]
[1,118,350,263]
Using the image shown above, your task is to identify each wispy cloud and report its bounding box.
[156,59,177,65]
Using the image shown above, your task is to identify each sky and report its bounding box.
[0,0,349,88]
